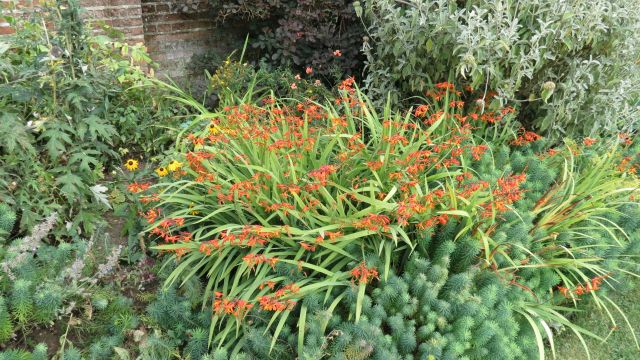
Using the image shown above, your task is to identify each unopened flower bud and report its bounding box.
[542,81,556,91]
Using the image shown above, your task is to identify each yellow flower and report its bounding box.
[189,202,199,215]
[124,159,139,171]
[209,124,219,135]
[155,167,168,177]
[167,160,183,172]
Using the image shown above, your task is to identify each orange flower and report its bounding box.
[414,104,429,118]
[619,133,633,145]
[354,214,391,232]
[213,294,254,319]
[470,145,489,160]
[350,261,379,284]
[308,165,337,185]
[333,49,342,57]
[258,295,296,312]
[582,137,597,146]
[367,160,384,171]
[259,281,277,290]
[242,253,279,270]
[141,208,160,224]
[435,82,455,90]
[305,67,313,74]
[290,83,298,90]
[128,182,150,193]
[512,129,542,146]
[300,242,317,252]
[558,286,570,298]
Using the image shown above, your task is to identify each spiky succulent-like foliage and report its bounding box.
[320,244,535,359]
[143,278,216,358]
[0,203,16,241]
[31,344,48,360]
[184,328,208,360]
[0,296,14,344]
[0,344,49,360]
[10,280,33,326]
[0,349,32,360]
[89,335,124,360]
[62,347,83,360]
[33,285,63,324]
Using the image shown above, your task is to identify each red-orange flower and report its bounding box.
[512,130,542,146]
[354,214,391,232]
[213,293,254,319]
[414,104,430,117]
[350,261,379,284]
[582,137,597,146]
[127,182,151,193]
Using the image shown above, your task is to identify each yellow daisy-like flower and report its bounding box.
[155,167,168,177]
[209,124,219,135]
[167,160,183,172]
[124,159,139,171]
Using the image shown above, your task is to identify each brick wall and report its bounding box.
[1,0,245,78]
[0,0,38,35]
[140,0,244,78]
[82,0,145,43]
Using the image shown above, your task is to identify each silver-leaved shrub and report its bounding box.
[357,0,640,137]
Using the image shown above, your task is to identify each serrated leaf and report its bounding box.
[84,115,117,142]
[90,184,112,209]
[56,172,84,200]
[40,126,73,160]
[0,113,35,154]
[69,150,100,173]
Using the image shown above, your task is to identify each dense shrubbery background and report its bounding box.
[0,2,179,233]
[207,0,365,80]
[1,1,639,359]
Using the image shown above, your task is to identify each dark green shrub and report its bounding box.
[208,0,366,79]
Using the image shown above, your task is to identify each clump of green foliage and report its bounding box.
[203,58,333,108]
[231,138,640,360]
[0,1,178,233]
[357,0,640,137]
[143,76,640,359]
